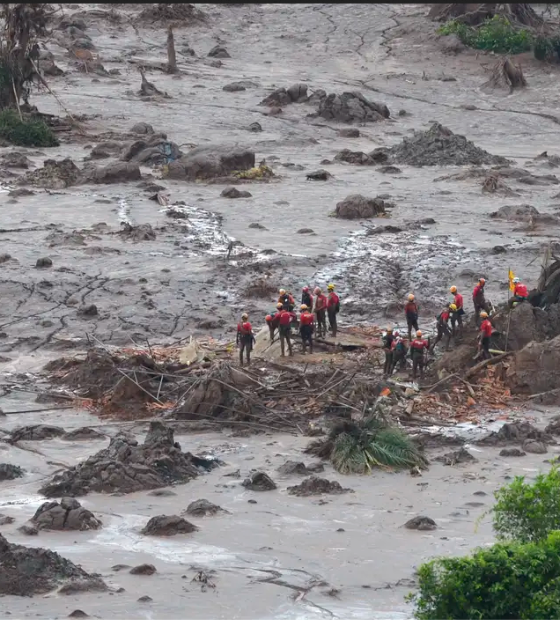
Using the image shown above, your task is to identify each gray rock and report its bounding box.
[185,499,227,517]
[499,448,526,457]
[31,498,102,531]
[10,424,65,442]
[35,257,53,269]
[404,516,437,531]
[242,471,277,491]
[130,122,155,135]
[335,194,388,219]
[0,464,25,481]
[167,145,255,181]
[208,45,230,58]
[141,515,198,536]
[316,91,390,123]
[129,563,156,575]
[77,304,98,317]
[221,186,252,198]
[339,128,360,138]
[523,440,548,454]
[88,162,141,184]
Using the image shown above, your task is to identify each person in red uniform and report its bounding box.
[431,304,453,352]
[277,307,296,357]
[299,304,314,354]
[326,283,340,337]
[404,293,419,341]
[449,285,464,337]
[508,277,529,309]
[410,330,429,380]
[314,287,328,338]
[265,302,283,341]
[473,278,488,325]
[236,313,255,366]
[477,311,493,360]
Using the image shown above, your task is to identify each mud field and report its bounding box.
[2,3,560,618]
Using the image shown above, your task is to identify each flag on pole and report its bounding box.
[508,268,515,292]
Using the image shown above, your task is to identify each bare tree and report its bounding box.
[166,25,177,74]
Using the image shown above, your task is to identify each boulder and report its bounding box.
[141,515,198,536]
[287,476,353,496]
[221,187,252,198]
[339,128,360,138]
[208,45,230,58]
[130,122,155,135]
[507,334,560,395]
[435,447,477,466]
[335,194,388,219]
[121,135,181,166]
[130,563,156,575]
[404,516,437,531]
[490,204,540,223]
[184,499,227,517]
[35,257,53,268]
[9,425,65,442]
[89,141,122,160]
[167,146,255,181]
[88,162,141,184]
[18,158,82,190]
[242,471,277,491]
[334,149,375,165]
[316,91,390,123]
[31,498,102,531]
[62,427,105,441]
[0,464,25,481]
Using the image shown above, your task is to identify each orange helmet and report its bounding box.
[450,285,457,294]
[479,278,486,285]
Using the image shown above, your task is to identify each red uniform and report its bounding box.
[327,292,340,308]
[454,293,463,310]
[315,294,327,311]
[439,310,450,323]
[237,321,252,334]
[410,338,429,352]
[278,310,295,326]
[299,311,314,326]
[404,301,418,317]
[473,284,484,302]
[514,283,528,298]
[480,319,493,338]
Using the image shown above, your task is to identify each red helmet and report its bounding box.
[265,314,272,322]
[302,286,309,292]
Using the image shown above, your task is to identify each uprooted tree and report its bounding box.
[428,4,544,27]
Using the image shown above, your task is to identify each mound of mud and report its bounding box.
[184,499,227,517]
[287,477,353,496]
[335,194,388,219]
[141,515,197,536]
[259,83,308,106]
[0,463,25,481]
[315,91,390,124]
[9,425,65,443]
[137,3,206,24]
[382,122,510,167]
[476,421,554,447]
[39,421,199,497]
[491,302,560,352]
[0,533,106,596]
[167,146,255,181]
[31,498,102,531]
[506,335,560,396]
[242,471,277,491]
[18,158,82,189]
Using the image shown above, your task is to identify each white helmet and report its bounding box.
[512,277,520,284]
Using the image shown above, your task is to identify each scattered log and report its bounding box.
[464,352,513,380]
[166,26,177,74]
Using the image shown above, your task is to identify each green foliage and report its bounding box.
[409,532,560,620]
[438,15,533,54]
[491,464,560,543]
[0,109,59,147]
[305,416,427,474]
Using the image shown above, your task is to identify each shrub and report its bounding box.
[439,15,533,54]
[0,109,59,147]
[409,532,560,620]
[492,463,560,543]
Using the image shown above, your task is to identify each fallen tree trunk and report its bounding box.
[464,352,513,380]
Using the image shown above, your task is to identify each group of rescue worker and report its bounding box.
[236,284,341,365]
[237,275,531,378]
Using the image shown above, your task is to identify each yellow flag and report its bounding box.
[508,269,515,292]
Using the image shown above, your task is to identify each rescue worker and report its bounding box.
[314,287,328,338]
[277,306,296,357]
[301,286,313,309]
[449,285,464,337]
[508,277,529,309]
[278,288,295,312]
[473,278,488,325]
[326,283,340,337]
[404,293,419,341]
[382,327,395,376]
[236,313,255,367]
[299,304,314,354]
[431,304,453,352]
[410,329,429,381]
[265,302,283,341]
[390,330,408,374]
[477,311,493,360]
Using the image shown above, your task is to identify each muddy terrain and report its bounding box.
[2,3,560,618]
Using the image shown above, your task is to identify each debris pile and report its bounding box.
[287,477,353,496]
[314,92,390,124]
[0,533,106,596]
[31,498,102,531]
[259,83,308,106]
[18,158,82,189]
[38,421,200,497]
[0,464,25,480]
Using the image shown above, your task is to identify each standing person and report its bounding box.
[278,288,295,311]
[431,304,453,352]
[473,278,488,325]
[382,327,395,376]
[410,330,429,381]
[508,277,529,309]
[265,302,283,341]
[236,313,254,367]
[314,287,328,338]
[301,286,313,309]
[477,311,493,360]
[390,331,408,374]
[404,293,419,341]
[278,307,295,357]
[449,286,464,337]
[299,304,314,354]
[326,283,340,337]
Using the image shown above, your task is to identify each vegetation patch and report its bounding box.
[0,109,59,147]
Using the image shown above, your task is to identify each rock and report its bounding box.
[335,194,388,219]
[0,464,25,481]
[68,610,89,618]
[39,421,200,497]
[58,579,107,595]
[248,223,267,230]
[167,146,255,181]
[221,187,252,198]
[129,563,156,575]
[339,128,360,138]
[31,498,102,531]
[277,461,312,476]
[62,427,105,441]
[0,514,15,525]
[404,516,437,531]
[138,595,153,602]
[316,91,390,123]
[545,415,560,435]
[491,245,507,254]
[306,169,331,181]
[297,228,315,234]
[18,524,39,536]
[248,122,262,132]
[130,122,155,135]
[181,43,196,56]
[10,424,65,442]
[287,83,308,102]
[185,499,227,517]
[507,335,560,396]
[147,489,177,497]
[260,83,308,106]
[71,37,95,51]
[334,149,375,165]
[208,45,230,58]
[306,462,325,473]
[8,188,35,197]
[438,33,466,55]
[435,448,477,466]
[39,57,64,76]
[523,440,548,454]
[18,158,82,190]
[242,471,277,491]
[477,421,553,447]
[88,162,141,184]
[121,135,181,166]
[0,152,32,169]
[141,515,198,536]
[77,304,98,317]
[119,223,156,242]
[89,141,122,160]
[500,448,526,457]
[287,476,353,496]
[383,122,510,167]
[379,165,402,174]
[490,204,540,223]
[223,82,249,92]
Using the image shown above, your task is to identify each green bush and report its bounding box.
[0,109,59,147]
[439,15,533,54]
[410,532,560,620]
[492,464,560,543]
